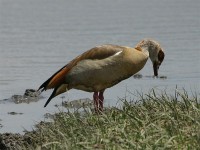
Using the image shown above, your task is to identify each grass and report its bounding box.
[25,89,200,150]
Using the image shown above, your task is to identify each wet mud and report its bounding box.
[0,89,41,104]
[133,73,167,79]
[0,122,48,150]
[61,98,93,108]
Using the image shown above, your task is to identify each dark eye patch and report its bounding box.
[158,50,165,63]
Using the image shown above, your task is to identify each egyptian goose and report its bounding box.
[38,39,165,111]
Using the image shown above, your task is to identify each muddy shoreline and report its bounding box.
[0,110,93,149]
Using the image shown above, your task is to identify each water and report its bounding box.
[0,0,199,133]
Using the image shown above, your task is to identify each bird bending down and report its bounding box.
[38,39,165,112]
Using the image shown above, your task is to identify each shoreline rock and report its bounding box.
[0,89,41,104]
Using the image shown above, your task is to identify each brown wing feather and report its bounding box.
[38,44,123,91]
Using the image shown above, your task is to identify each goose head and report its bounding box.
[136,39,165,76]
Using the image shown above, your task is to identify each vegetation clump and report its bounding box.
[1,89,199,149]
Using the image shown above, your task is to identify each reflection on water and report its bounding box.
[0,0,199,133]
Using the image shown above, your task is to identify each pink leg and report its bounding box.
[99,90,105,112]
[93,92,99,112]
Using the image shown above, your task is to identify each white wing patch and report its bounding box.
[114,51,122,56]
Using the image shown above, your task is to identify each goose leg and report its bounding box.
[93,92,99,112]
[99,90,105,111]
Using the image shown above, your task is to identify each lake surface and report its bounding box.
[0,0,199,133]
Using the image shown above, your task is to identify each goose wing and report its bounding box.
[38,44,124,91]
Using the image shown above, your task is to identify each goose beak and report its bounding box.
[153,62,159,77]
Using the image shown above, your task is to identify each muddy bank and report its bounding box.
[0,97,94,149]
[0,132,34,150]
[0,111,89,150]
[0,121,49,150]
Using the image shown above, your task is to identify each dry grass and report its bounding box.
[27,89,200,150]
